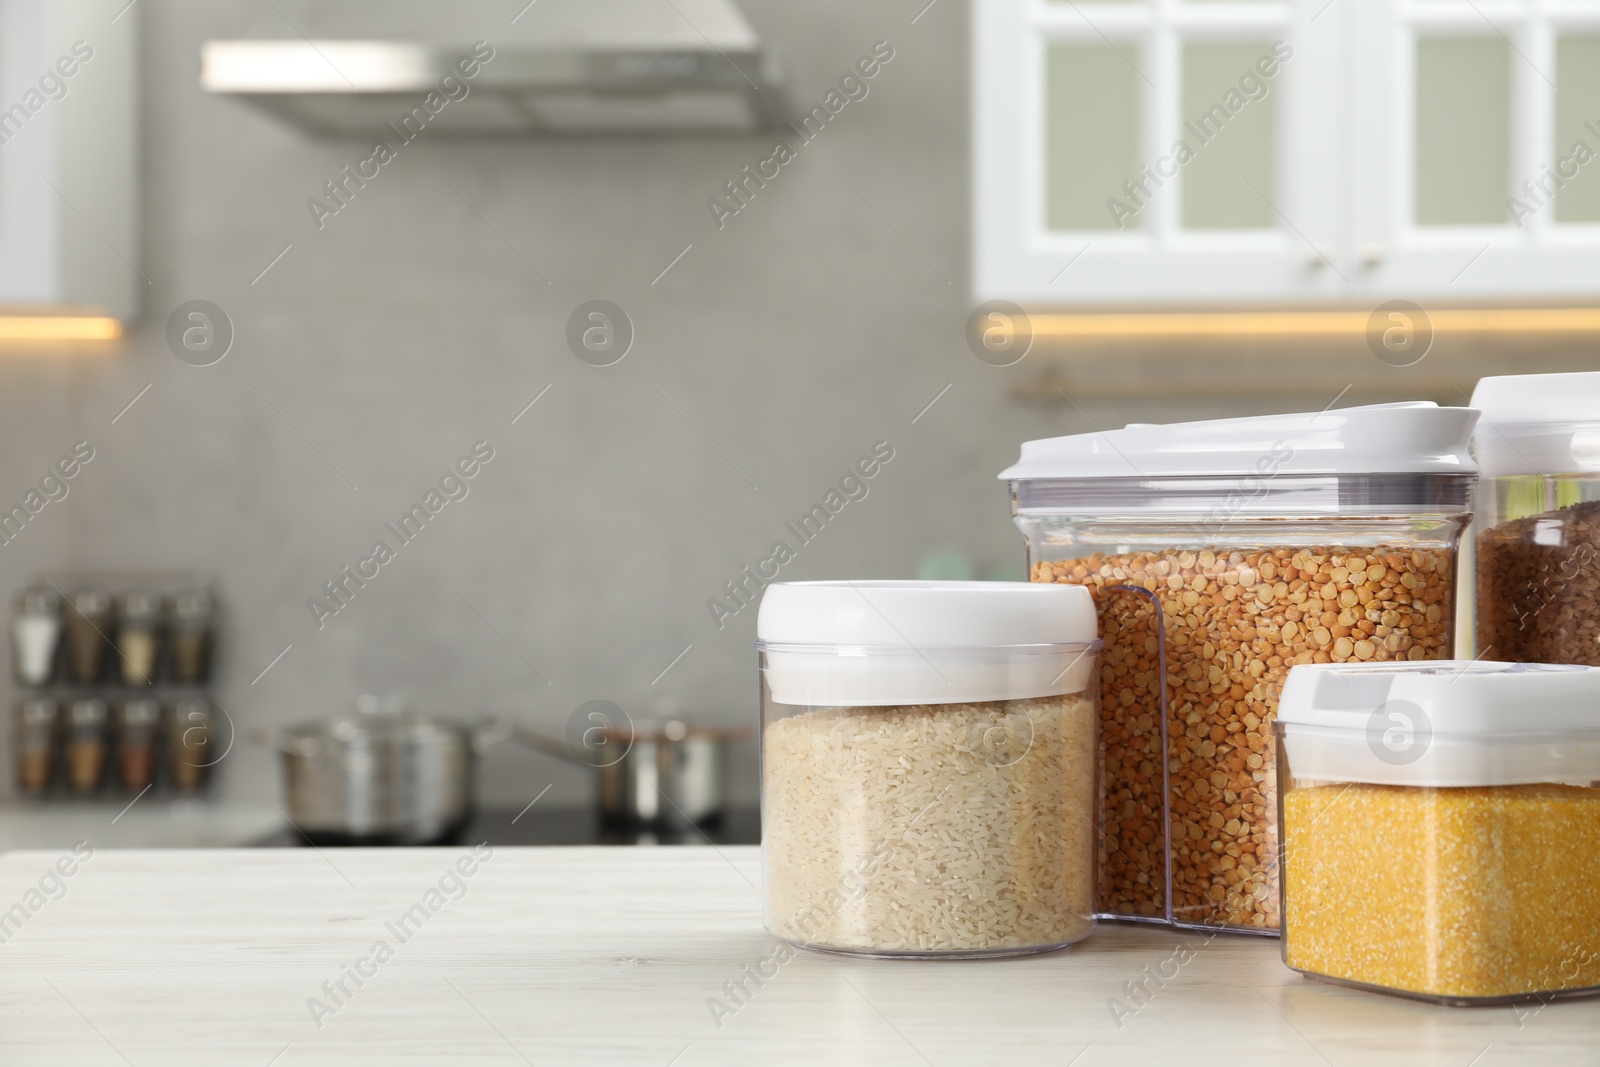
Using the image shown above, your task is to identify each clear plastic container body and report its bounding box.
[758,642,1101,958]
[1013,478,1472,934]
[1476,473,1600,665]
[1275,725,1600,1004]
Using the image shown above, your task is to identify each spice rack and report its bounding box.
[9,570,221,800]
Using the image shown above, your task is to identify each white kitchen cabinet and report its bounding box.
[1348,0,1600,301]
[0,0,138,327]
[975,0,1600,305]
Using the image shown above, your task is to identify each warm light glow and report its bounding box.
[0,317,123,341]
[1029,308,1600,338]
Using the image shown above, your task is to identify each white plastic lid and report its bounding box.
[755,581,1099,707]
[999,402,1478,481]
[1470,372,1600,477]
[1277,661,1600,787]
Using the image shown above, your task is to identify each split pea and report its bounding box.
[1031,544,1455,929]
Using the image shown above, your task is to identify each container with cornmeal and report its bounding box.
[1275,661,1600,1004]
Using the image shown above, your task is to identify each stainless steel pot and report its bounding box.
[258,697,507,846]
[513,718,747,830]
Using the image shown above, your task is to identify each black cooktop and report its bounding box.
[250,806,761,848]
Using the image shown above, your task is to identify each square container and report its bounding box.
[1275,661,1600,1004]
[1000,403,1478,932]
[757,581,1102,958]
[1471,372,1600,665]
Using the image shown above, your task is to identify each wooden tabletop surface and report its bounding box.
[0,845,1594,1066]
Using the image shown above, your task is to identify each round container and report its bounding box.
[1000,402,1479,933]
[14,697,59,796]
[756,580,1102,959]
[116,590,163,687]
[1275,661,1600,1004]
[1470,373,1600,665]
[65,697,109,795]
[169,698,213,794]
[12,587,62,687]
[64,590,111,684]
[115,699,163,792]
[170,588,214,684]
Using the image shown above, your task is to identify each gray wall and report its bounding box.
[0,0,1583,810]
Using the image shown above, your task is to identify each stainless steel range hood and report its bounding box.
[201,0,786,135]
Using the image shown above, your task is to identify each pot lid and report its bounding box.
[286,695,465,744]
[999,402,1478,481]
[591,719,751,743]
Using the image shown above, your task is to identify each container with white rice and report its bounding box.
[757,580,1100,958]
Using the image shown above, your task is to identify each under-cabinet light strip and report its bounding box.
[0,317,123,341]
[1028,308,1600,338]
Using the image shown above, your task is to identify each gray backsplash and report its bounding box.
[0,0,1581,810]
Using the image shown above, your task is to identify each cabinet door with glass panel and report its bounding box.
[975,0,1600,304]
[975,0,1343,303]
[1349,0,1600,300]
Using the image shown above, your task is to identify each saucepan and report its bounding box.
[255,695,510,846]
[511,706,749,830]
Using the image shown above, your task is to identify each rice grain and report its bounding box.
[762,694,1096,955]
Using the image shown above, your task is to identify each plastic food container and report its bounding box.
[757,580,1102,958]
[999,403,1478,933]
[1471,372,1600,665]
[1275,661,1600,1004]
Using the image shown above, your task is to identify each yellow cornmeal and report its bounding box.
[1282,782,1600,1001]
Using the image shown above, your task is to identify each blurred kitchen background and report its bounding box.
[0,0,1593,846]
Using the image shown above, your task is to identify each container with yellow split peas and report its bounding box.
[1002,403,1478,933]
[1275,661,1600,1004]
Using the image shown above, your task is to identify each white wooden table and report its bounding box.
[0,846,1594,1066]
[0,801,280,850]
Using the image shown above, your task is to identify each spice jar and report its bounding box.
[116,590,163,687]
[12,587,63,687]
[64,698,110,795]
[116,699,162,792]
[1275,661,1600,1004]
[757,580,1102,958]
[170,588,214,685]
[64,589,112,684]
[169,699,213,793]
[1471,373,1600,665]
[14,697,59,796]
[1000,403,1478,933]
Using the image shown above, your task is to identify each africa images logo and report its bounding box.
[1365,698,1432,766]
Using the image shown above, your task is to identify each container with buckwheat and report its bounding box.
[1470,373,1600,668]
